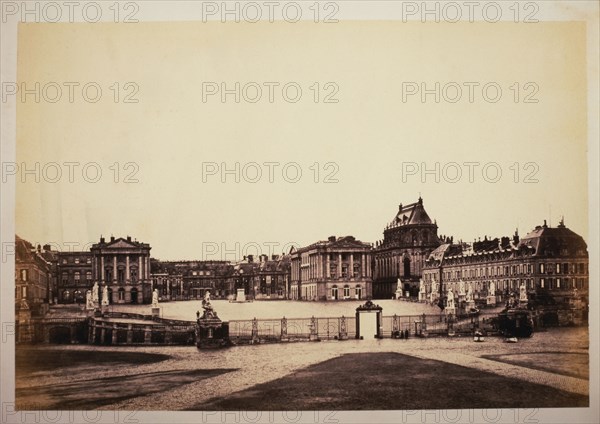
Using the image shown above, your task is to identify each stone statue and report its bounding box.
[489,281,496,294]
[85,290,94,310]
[201,290,217,319]
[459,280,466,296]
[152,289,159,308]
[466,285,474,303]
[419,279,426,293]
[101,285,109,306]
[92,282,99,305]
[447,289,455,309]
[519,282,528,303]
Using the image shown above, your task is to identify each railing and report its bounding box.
[228,316,356,343]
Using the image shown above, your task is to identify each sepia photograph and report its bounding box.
[1,1,598,423]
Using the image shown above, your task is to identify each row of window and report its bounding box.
[430,261,588,283]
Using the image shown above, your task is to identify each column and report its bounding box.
[338,253,342,277]
[100,256,104,282]
[145,255,150,281]
[326,254,330,278]
[126,255,130,282]
[349,253,354,280]
[139,256,143,280]
[113,255,117,282]
[361,254,366,278]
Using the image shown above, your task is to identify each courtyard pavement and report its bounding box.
[16,327,588,410]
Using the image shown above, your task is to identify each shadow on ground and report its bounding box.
[192,352,589,410]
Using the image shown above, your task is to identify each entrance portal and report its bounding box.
[355,300,383,339]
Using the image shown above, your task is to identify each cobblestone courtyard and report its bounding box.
[16,327,588,410]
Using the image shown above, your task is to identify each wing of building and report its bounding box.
[422,219,589,312]
[289,236,373,301]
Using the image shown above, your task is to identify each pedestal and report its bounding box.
[151,307,160,318]
[196,318,230,349]
[487,295,496,306]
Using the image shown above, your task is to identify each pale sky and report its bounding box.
[16,21,588,260]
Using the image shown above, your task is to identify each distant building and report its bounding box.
[56,251,93,304]
[15,236,54,314]
[90,236,152,304]
[290,236,373,301]
[372,197,441,299]
[422,219,589,309]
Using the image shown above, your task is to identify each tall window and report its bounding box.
[74,272,80,281]
[356,285,362,300]
[20,269,27,281]
[343,285,350,298]
[556,263,561,274]
[86,271,92,281]
[540,263,545,273]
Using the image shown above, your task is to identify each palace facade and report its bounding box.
[372,197,441,299]
[289,236,373,301]
[422,219,589,309]
[90,236,152,304]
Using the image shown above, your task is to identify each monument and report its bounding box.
[92,282,99,308]
[445,289,456,316]
[195,291,230,348]
[418,279,426,302]
[101,285,109,313]
[151,289,160,317]
[466,284,476,311]
[458,280,466,297]
[85,290,94,310]
[430,281,439,305]
[395,277,403,300]
[487,281,497,306]
[519,282,528,306]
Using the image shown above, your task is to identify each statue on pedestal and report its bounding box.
[459,280,466,297]
[519,282,528,304]
[101,285,109,306]
[447,289,455,309]
[466,285,474,303]
[152,289,159,308]
[201,291,217,319]
[92,282,99,306]
[85,290,94,310]
[418,279,426,301]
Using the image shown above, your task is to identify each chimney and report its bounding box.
[272,254,279,260]
[43,244,51,251]
[248,255,254,263]
[110,236,115,242]
[328,236,336,242]
[398,203,402,211]
[100,236,105,243]
[127,236,131,242]
[543,220,548,228]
